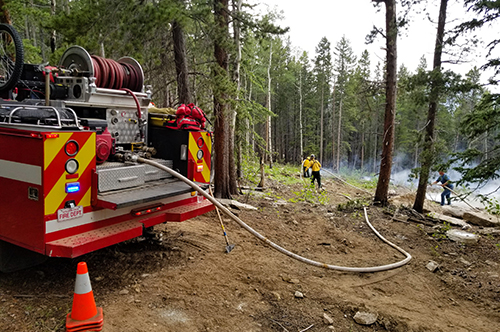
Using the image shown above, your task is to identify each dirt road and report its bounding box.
[1,176,499,331]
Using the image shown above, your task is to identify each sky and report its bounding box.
[252,0,497,82]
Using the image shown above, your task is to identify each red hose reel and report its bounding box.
[91,55,143,92]
[59,46,144,93]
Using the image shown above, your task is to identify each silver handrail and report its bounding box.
[0,104,80,129]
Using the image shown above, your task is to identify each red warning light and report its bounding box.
[65,140,79,156]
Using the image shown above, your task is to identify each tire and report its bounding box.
[0,239,47,273]
[0,23,23,92]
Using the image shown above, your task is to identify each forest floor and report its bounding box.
[1,168,500,332]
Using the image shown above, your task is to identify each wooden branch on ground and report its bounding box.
[338,193,352,200]
[270,319,289,332]
[299,324,314,332]
[240,186,264,192]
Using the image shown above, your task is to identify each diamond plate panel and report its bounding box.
[144,159,173,182]
[97,164,145,192]
[107,108,144,143]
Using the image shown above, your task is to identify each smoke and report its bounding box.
[322,151,500,207]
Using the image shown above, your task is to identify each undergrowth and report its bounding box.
[241,161,329,204]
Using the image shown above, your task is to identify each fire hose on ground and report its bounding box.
[131,155,412,273]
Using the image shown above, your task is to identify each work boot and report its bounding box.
[447,197,451,205]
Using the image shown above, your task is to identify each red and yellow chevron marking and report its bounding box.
[188,131,211,183]
[44,132,96,215]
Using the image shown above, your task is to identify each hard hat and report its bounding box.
[310,154,315,158]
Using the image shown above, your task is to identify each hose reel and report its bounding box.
[59,46,144,92]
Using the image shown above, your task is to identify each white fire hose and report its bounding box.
[136,156,412,273]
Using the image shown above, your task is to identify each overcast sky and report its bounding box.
[252,0,496,82]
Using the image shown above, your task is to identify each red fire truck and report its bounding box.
[0,24,214,272]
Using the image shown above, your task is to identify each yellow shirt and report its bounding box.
[310,160,321,172]
[302,158,311,168]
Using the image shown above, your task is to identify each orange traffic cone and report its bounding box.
[66,262,104,332]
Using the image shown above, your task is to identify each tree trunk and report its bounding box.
[172,1,191,105]
[336,98,342,171]
[213,0,231,198]
[0,0,11,24]
[361,125,365,171]
[413,0,448,212]
[331,82,336,169]
[373,129,378,174]
[233,0,243,180]
[374,0,397,206]
[266,41,273,168]
[299,67,304,161]
[227,0,241,193]
[50,0,56,53]
[320,85,324,163]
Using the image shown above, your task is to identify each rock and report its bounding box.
[477,228,500,235]
[441,206,465,218]
[218,199,258,211]
[446,229,479,244]
[427,212,469,228]
[463,211,500,227]
[459,257,472,266]
[485,260,498,267]
[294,291,304,298]
[119,289,129,295]
[271,292,281,301]
[281,275,299,284]
[426,260,439,272]
[353,311,378,325]
[323,313,334,325]
[272,199,288,206]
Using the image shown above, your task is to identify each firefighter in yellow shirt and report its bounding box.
[308,154,321,188]
[302,156,312,178]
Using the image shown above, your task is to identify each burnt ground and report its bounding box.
[1,172,499,332]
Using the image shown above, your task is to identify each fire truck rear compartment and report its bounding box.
[0,39,215,269]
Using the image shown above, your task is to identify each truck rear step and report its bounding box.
[46,199,214,258]
[163,199,214,222]
[46,220,143,258]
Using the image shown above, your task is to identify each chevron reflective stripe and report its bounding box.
[74,271,93,294]
[189,132,211,183]
[44,132,96,215]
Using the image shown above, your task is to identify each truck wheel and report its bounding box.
[0,23,24,92]
[0,240,47,273]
